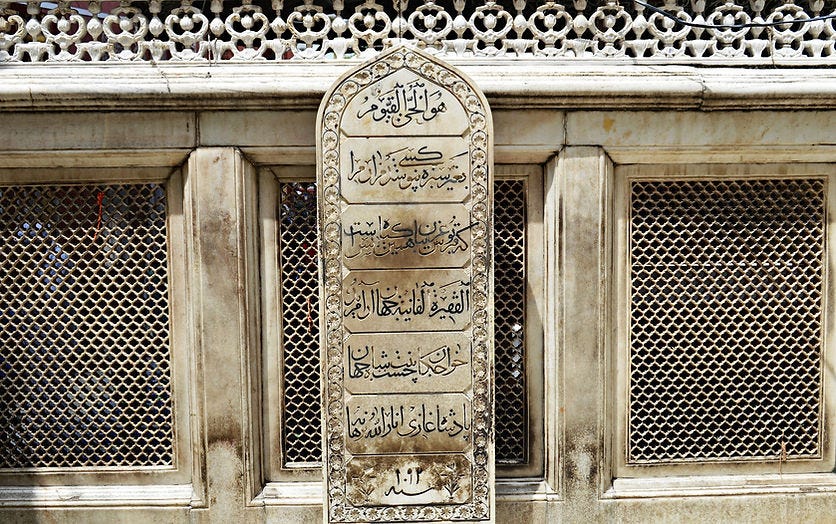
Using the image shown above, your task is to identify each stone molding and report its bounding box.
[0,63,835,112]
[0,484,194,508]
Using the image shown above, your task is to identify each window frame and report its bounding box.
[612,163,836,481]
[259,164,549,486]
[493,164,546,480]
[260,165,322,484]
[0,166,195,493]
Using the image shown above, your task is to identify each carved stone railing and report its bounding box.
[1,1,834,63]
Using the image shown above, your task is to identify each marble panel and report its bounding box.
[345,393,472,454]
[318,46,493,523]
[342,269,472,333]
[346,455,472,506]
[341,68,469,137]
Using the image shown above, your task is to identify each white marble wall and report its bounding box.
[0,61,834,522]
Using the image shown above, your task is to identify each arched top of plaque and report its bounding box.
[317,46,491,140]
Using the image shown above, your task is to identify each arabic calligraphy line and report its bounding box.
[343,277,471,324]
[342,215,472,259]
[356,80,448,128]
[348,342,468,383]
[346,401,471,441]
[347,146,468,193]
[383,467,433,497]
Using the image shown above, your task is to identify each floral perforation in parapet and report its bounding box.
[1,1,833,62]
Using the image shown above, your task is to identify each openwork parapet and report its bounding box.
[0,0,833,63]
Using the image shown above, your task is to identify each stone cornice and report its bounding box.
[0,62,834,112]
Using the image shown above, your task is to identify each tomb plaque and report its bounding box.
[318,47,493,523]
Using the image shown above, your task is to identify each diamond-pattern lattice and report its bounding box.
[0,183,174,469]
[279,181,321,465]
[495,179,528,465]
[629,178,825,463]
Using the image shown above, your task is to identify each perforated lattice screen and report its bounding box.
[629,178,826,463]
[279,181,321,466]
[0,183,174,469]
[495,179,528,465]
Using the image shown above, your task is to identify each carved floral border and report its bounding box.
[317,46,493,523]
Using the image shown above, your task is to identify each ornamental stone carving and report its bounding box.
[1,1,833,63]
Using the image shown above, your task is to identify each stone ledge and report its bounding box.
[0,63,834,112]
[255,479,560,506]
[0,484,195,507]
[606,473,836,499]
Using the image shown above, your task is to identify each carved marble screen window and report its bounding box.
[612,164,836,483]
[0,168,193,493]
[260,165,545,482]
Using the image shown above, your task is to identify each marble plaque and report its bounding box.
[318,46,493,524]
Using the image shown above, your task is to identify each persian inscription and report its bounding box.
[343,270,472,332]
[318,46,493,523]
[345,332,472,394]
[355,77,448,128]
[341,137,470,203]
[342,68,468,136]
[342,204,471,269]
[345,393,471,454]
[347,455,472,506]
